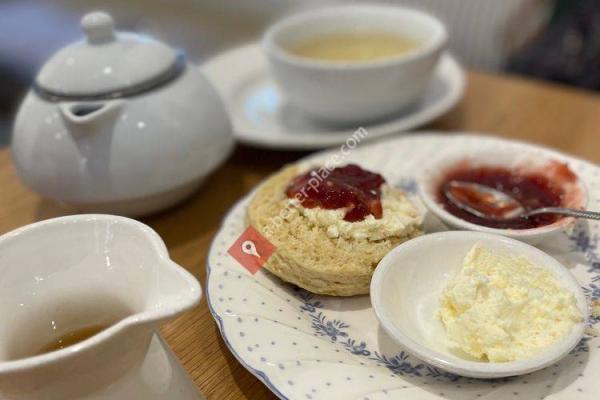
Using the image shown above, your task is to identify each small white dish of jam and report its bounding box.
[418,148,588,243]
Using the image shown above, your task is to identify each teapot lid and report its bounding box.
[34,12,184,100]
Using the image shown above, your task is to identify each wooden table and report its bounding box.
[1,71,600,399]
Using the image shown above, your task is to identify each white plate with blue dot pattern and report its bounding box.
[207,133,599,400]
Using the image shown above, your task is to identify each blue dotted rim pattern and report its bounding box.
[206,133,600,400]
[206,235,291,400]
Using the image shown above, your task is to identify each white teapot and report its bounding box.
[11,12,233,216]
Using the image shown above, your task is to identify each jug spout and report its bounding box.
[59,99,124,138]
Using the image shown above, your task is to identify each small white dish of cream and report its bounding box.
[371,231,588,378]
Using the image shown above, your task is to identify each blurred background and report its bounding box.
[1,0,599,147]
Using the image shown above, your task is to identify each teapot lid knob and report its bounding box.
[81,12,115,44]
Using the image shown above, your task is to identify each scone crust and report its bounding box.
[247,165,422,296]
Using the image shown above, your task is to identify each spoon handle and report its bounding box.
[527,207,600,220]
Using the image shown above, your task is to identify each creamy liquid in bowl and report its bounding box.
[288,32,419,62]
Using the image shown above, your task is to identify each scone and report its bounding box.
[247,164,423,296]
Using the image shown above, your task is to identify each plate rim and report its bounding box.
[205,195,290,400]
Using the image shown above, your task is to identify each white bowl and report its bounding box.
[262,4,447,123]
[417,145,588,244]
[370,231,588,378]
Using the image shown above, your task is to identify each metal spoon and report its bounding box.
[444,181,600,221]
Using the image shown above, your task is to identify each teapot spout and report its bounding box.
[59,99,124,138]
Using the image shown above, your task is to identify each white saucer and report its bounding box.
[201,43,466,150]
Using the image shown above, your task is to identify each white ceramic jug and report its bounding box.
[11,12,233,216]
[0,215,203,400]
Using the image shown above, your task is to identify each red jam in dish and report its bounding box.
[285,164,385,222]
[437,165,567,229]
